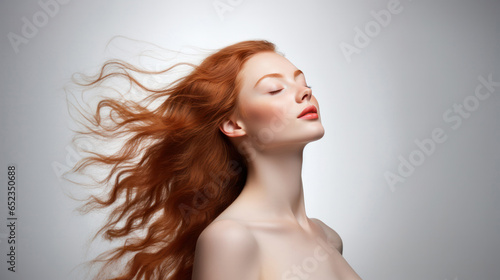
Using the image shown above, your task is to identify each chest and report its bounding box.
[252,230,359,280]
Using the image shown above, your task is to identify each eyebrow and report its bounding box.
[253,69,304,88]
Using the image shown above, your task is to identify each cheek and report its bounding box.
[242,100,280,122]
[239,98,289,132]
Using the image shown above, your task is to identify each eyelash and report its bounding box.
[268,85,312,95]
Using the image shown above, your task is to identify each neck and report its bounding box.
[238,146,308,225]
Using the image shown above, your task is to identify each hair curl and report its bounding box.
[67,40,276,280]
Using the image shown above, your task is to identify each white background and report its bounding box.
[1,0,499,279]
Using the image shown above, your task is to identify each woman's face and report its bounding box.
[233,51,325,150]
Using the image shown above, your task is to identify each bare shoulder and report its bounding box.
[310,217,343,254]
[192,219,260,280]
[197,219,258,249]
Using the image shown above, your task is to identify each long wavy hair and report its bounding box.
[67,40,276,280]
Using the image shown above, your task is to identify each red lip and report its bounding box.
[297,105,318,119]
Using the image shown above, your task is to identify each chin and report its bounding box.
[304,122,325,141]
[308,126,325,142]
[291,124,326,147]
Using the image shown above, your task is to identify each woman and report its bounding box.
[69,40,361,280]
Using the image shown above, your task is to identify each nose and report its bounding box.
[296,86,312,103]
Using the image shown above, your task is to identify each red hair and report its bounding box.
[68,40,276,280]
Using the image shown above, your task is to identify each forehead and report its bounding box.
[238,51,298,84]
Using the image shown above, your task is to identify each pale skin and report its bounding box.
[191,51,362,280]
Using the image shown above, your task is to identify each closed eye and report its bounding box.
[269,89,283,94]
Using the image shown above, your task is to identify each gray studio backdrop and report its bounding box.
[1,0,499,279]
